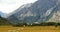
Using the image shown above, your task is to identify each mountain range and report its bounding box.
[0,0,60,25]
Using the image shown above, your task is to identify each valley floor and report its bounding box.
[0,26,60,32]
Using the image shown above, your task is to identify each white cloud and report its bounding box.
[0,0,37,14]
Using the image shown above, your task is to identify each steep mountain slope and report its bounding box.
[7,0,58,25]
[7,3,32,25]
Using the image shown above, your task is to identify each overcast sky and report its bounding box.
[0,0,37,14]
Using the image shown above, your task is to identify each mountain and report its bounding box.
[7,0,59,25]
[0,11,7,18]
[7,3,32,25]
[0,11,4,16]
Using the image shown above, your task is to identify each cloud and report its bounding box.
[0,0,37,14]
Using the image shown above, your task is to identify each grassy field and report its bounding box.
[0,26,60,32]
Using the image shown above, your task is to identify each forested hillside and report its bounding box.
[0,16,11,25]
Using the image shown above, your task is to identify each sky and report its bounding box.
[0,0,37,14]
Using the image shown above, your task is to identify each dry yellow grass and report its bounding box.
[0,26,60,32]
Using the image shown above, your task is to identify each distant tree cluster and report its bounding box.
[12,21,60,27]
